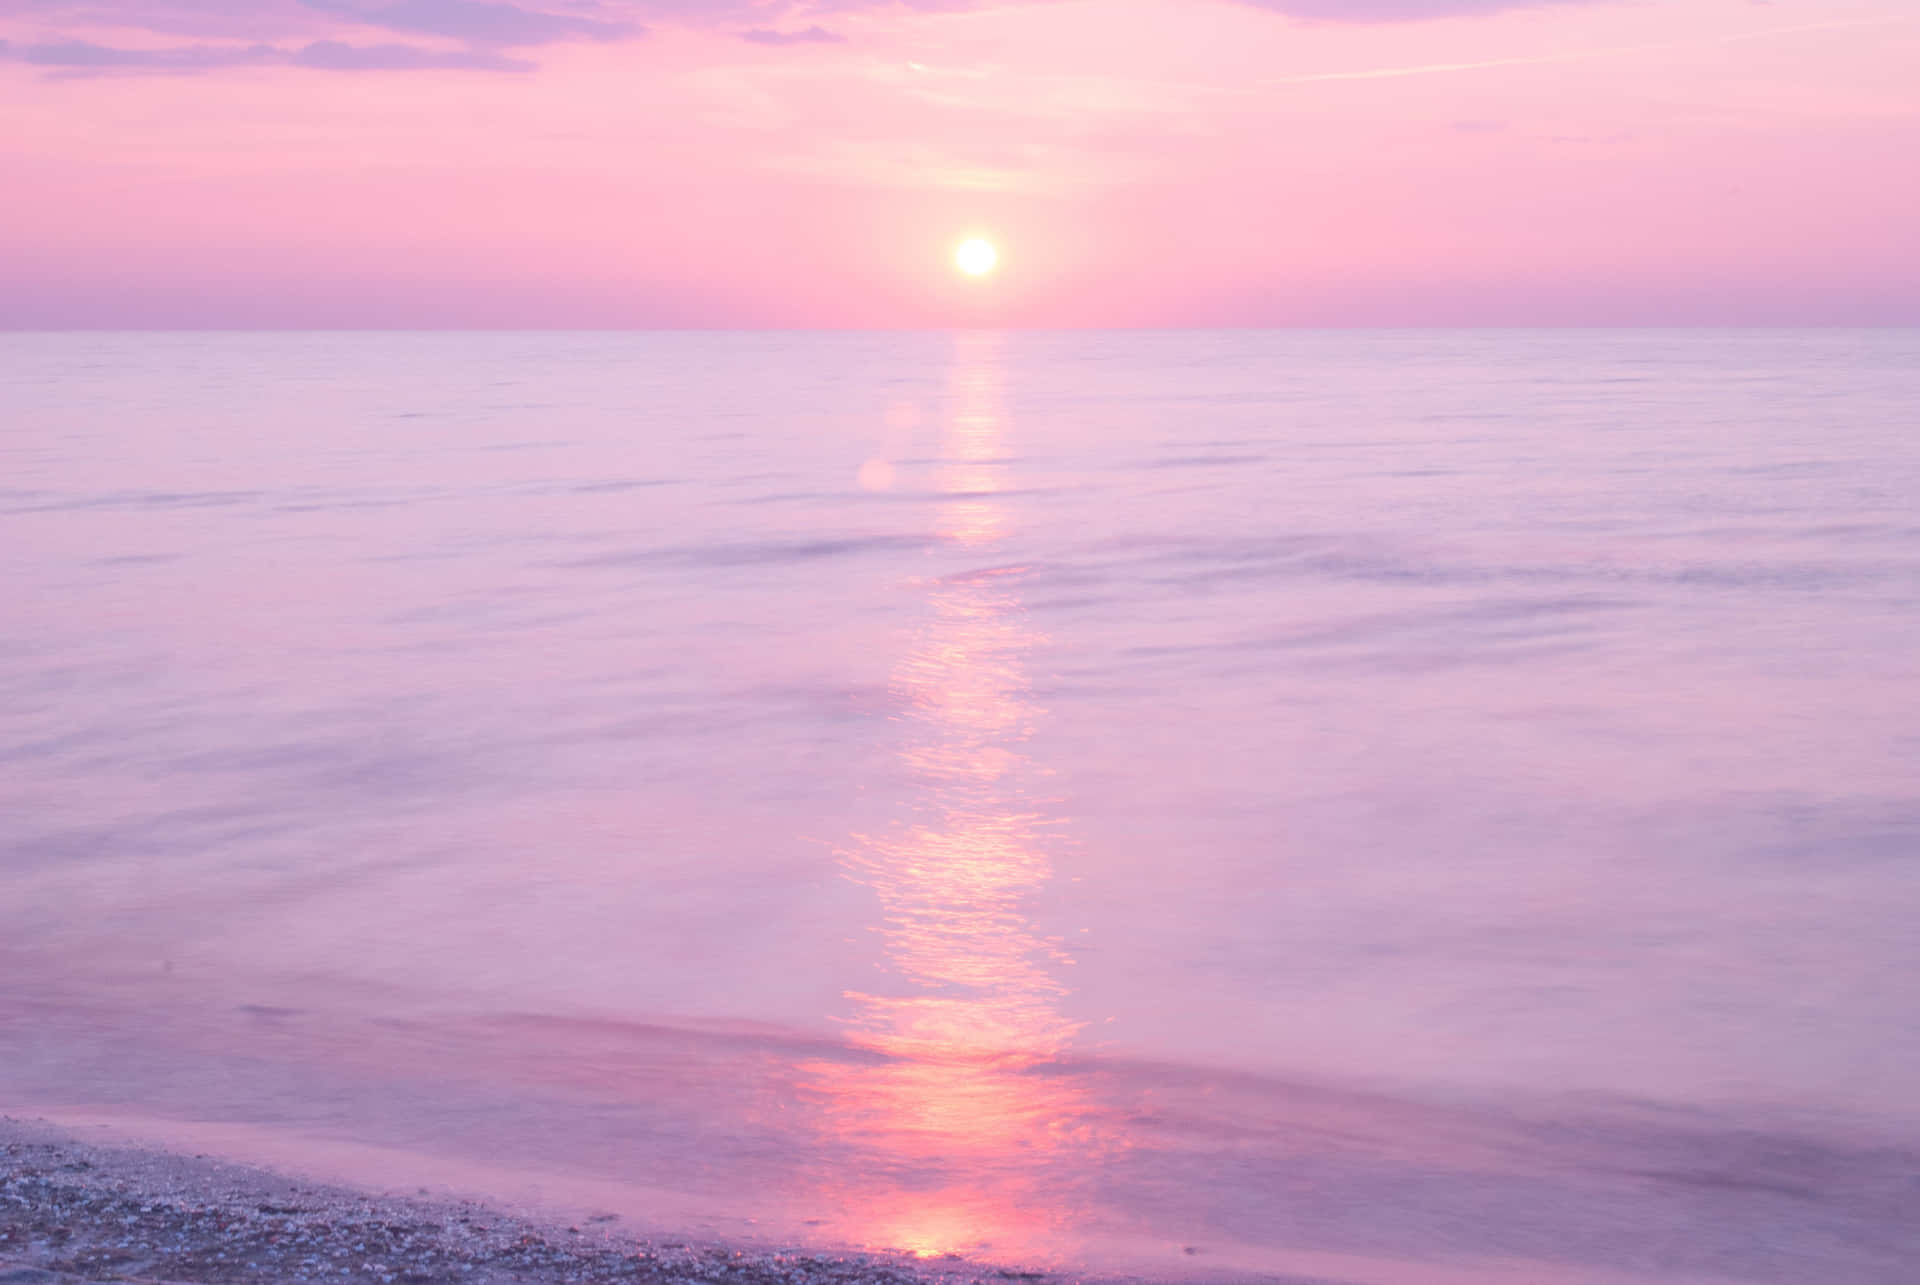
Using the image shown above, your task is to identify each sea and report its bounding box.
[4,329,1919,1284]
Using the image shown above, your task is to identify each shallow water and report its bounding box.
[5,330,1920,1282]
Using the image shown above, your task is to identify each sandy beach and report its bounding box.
[0,1119,1069,1285]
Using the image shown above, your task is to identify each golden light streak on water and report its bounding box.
[809,333,1101,1262]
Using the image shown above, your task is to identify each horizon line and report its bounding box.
[5,323,1919,335]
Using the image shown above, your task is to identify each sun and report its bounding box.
[954,238,998,277]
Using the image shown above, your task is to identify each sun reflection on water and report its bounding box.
[809,333,1101,1263]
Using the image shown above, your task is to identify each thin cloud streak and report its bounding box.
[0,34,533,71]
[740,25,845,46]
[298,0,638,47]
[1242,0,1597,20]
[1252,18,1916,86]
[295,38,533,68]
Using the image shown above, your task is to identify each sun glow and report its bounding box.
[954,238,998,277]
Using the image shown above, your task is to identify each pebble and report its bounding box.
[2,1119,1070,1285]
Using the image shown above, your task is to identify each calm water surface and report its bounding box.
[5,330,1920,1283]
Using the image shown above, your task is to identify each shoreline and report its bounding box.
[0,1118,1074,1285]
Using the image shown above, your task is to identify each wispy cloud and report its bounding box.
[0,0,633,74]
[0,34,532,72]
[1244,16,1915,85]
[299,0,638,47]
[740,25,844,47]
[295,38,532,68]
[0,37,278,70]
[1239,0,1597,21]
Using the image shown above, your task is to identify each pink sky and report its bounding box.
[3,0,1917,327]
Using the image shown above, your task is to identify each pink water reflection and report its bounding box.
[806,335,1106,1261]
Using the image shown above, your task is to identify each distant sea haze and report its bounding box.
[5,329,1920,1283]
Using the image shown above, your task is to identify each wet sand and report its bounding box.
[0,1119,1087,1285]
